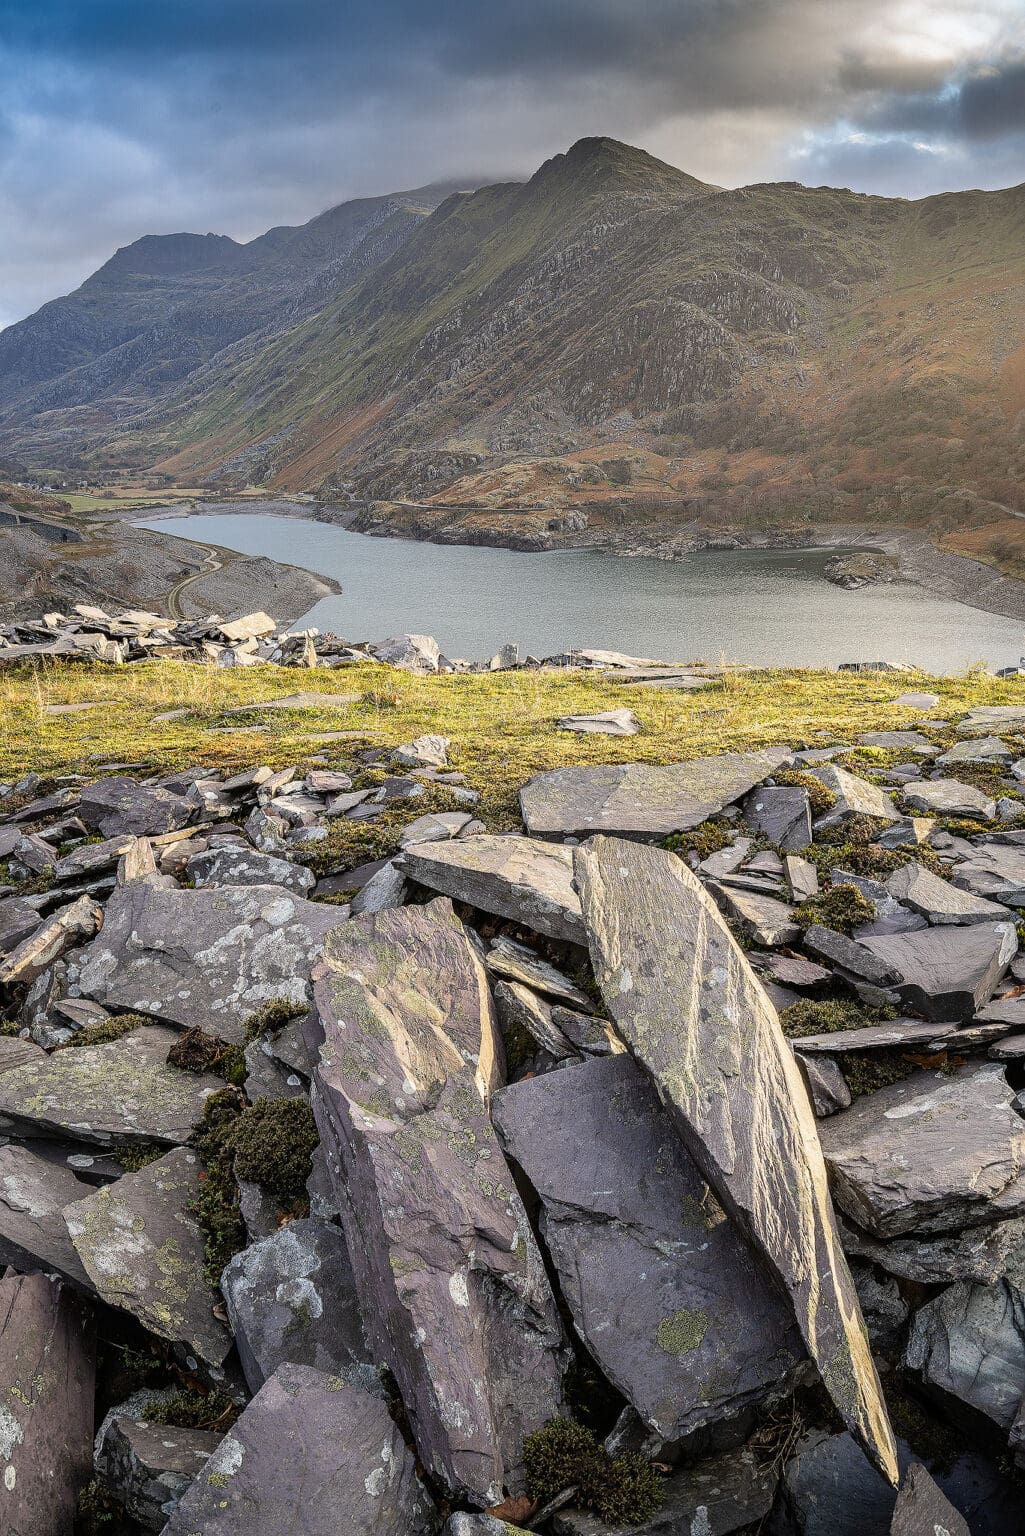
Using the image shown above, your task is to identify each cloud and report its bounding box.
[0,0,1022,328]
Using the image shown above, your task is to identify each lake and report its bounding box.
[139,510,1025,672]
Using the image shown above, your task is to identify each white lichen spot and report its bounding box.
[4,1464,15,1491]
[618,968,633,994]
[205,1434,244,1479]
[448,1271,470,1308]
[0,1407,23,1461]
[364,1465,387,1498]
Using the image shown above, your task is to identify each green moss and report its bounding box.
[839,1050,916,1098]
[522,1418,663,1526]
[815,814,892,847]
[144,1388,239,1432]
[231,1096,319,1205]
[780,997,894,1040]
[773,769,836,816]
[190,1087,247,1285]
[113,1142,165,1173]
[656,1307,709,1355]
[63,1012,149,1049]
[166,1027,246,1085]
[794,882,876,935]
[665,818,733,860]
[296,784,467,879]
[243,998,307,1043]
[74,1479,124,1534]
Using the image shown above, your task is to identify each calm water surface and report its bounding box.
[140,510,1025,673]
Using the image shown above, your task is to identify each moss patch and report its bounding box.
[773,768,836,816]
[243,998,307,1043]
[231,1097,318,1204]
[780,997,895,1040]
[839,1051,917,1098]
[62,1013,149,1049]
[523,1417,664,1526]
[167,1027,246,1085]
[665,818,734,860]
[144,1387,239,1432]
[794,881,876,934]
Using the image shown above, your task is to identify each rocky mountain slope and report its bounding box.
[1,632,1025,1531]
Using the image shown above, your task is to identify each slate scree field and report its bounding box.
[2,44,1025,1536]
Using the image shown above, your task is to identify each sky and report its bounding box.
[1,0,1023,330]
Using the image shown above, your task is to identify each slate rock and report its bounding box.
[956,704,1025,736]
[349,859,409,913]
[494,1055,804,1439]
[520,747,791,839]
[95,1405,222,1532]
[857,923,1016,1020]
[0,1270,95,1534]
[850,1260,909,1355]
[161,1362,437,1535]
[0,896,43,955]
[0,1024,219,1144]
[890,1463,970,1536]
[892,693,940,710]
[819,1064,1025,1237]
[0,893,103,985]
[0,1141,92,1285]
[802,924,903,987]
[80,775,195,837]
[574,837,897,1485]
[371,633,441,672]
[745,784,813,851]
[785,853,819,899]
[709,882,801,945]
[551,1445,776,1534]
[494,979,578,1061]
[905,1280,1025,1452]
[557,709,641,736]
[774,1431,905,1536]
[53,833,136,882]
[221,1218,373,1394]
[398,810,475,846]
[446,1517,528,1535]
[310,902,565,1505]
[70,880,341,1044]
[886,862,1009,925]
[952,844,1025,907]
[840,1214,1025,1287]
[755,953,832,990]
[878,818,935,849]
[793,1018,956,1054]
[938,735,1013,765]
[486,936,592,1009]
[187,845,314,894]
[808,764,899,829]
[902,780,996,821]
[858,731,937,754]
[797,1053,852,1117]
[400,833,586,944]
[392,732,451,767]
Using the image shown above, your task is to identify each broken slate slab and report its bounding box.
[494,1055,805,1439]
[65,1146,232,1369]
[556,709,641,736]
[94,1409,222,1533]
[905,1280,1025,1454]
[819,1064,1025,1237]
[708,882,800,945]
[79,775,196,838]
[902,780,996,821]
[952,844,1025,907]
[808,764,899,830]
[890,1462,970,1536]
[754,952,832,990]
[221,1218,374,1394]
[0,893,103,985]
[0,1270,95,1535]
[399,833,585,945]
[186,845,315,895]
[69,880,341,1044]
[840,1214,1025,1287]
[798,1053,852,1117]
[956,704,1025,736]
[802,924,903,988]
[574,836,898,1486]
[310,902,565,1505]
[520,747,791,839]
[551,1445,776,1535]
[744,783,812,851]
[0,1142,92,1285]
[793,1019,956,1055]
[858,731,937,755]
[0,1024,219,1145]
[856,923,1017,1020]
[161,1362,437,1535]
[885,862,1009,925]
[0,896,42,956]
[494,979,578,1061]
[486,936,592,1009]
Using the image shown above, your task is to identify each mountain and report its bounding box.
[2,138,1024,557]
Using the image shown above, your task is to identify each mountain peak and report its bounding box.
[530,136,710,201]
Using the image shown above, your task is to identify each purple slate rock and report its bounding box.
[0,1142,93,1286]
[0,1270,95,1533]
[221,1217,376,1395]
[574,836,897,1488]
[309,902,565,1507]
[890,1462,970,1535]
[493,1055,805,1439]
[856,922,1017,1022]
[79,774,196,838]
[161,1361,437,1535]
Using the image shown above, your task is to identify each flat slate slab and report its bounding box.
[902,780,996,821]
[310,902,565,1505]
[187,845,315,894]
[519,747,791,839]
[891,1463,970,1536]
[0,1025,220,1144]
[80,775,196,838]
[886,862,1010,925]
[840,1213,1025,1287]
[905,1280,1025,1448]
[95,1411,222,1533]
[809,764,899,829]
[0,1142,93,1285]
[709,883,800,946]
[556,709,640,736]
[162,1362,436,1535]
[574,836,898,1487]
[485,936,592,1008]
[857,923,1016,1020]
[744,783,812,851]
[793,1019,956,1055]
[65,1146,232,1368]
[399,833,586,944]
[0,1271,95,1535]
[70,880,342,1043]
[953,844,1025,907]
[956,704,1025,736]
[494,1055,804,1439]
[819,1064,1025,1237]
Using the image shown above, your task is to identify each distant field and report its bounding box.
[60,491,199,514]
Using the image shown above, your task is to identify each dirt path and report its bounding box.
[166,545,223,619]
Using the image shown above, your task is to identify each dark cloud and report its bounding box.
[0,0,1022,328]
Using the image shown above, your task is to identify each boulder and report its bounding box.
[70,881,341,1044]
[493,1055,805,1439]
[574,836,897,1486]
[856,923,1016,1020]
[556,709,641,736]
[187,845,315,894]
[95,1409,221,1532]
[520,748,791,839]
[0,893,103,985]
[551,1445,776,1534]
[0,1270,95,1533]
[808,765,899,829]
[371,633,441,672]
[902,781,996,821]
[80,775,195,837]
[399,834,586,945]
[0,1142,92,1285]
[819,1064,1025,1237]
[905,1280,1025,1454]
[309,903,565,1505]
[221,1218,374,1394]
[0,1024,219,1144]
[161,1362,436,1535]
[885,862,1009,925]
[890,1463,970,1536]
[66,1146,232,1369]
[744,784,813,851]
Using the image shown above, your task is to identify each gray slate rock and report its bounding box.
[709,882,800,945]
[0,1270,95,1535]
[808,764,899,829]
[0,1141,92,1285]
[938,734,1013,765]
[0,1024,219,1144]
[574,836,897,1486]
[349,859,408,913]
[793,1018,955,1055]
[486,935,592,1009]
[551,1445,776,1534]
[494,1055,804,1439]
[857,923,1017,1020]
[905,1280,1025,1454]
[885,861,1009,925]
[162,1363,437,1534]
[745,784,813,850]
[187,845,314,894]
[400,833,586,944]
[370,633,441,673]
[858,731,937,754]
[494,979,578,1061]
[890,1463,970,1536]
[556,708,641,736]
[902,780,996,821]
[802,924,903,987]
[820,1064,1025,1237]
[797,1053,852,1117]
[0,893,103,985]
[310,902,565,1505]
[95,1409,222,1532]
[0,896,43,955]
[70,880,340,1044]
[221,1218,373,1394]
[520,747,791,839]
[80,775,195,837]
[953,843,1025,907]
[956,705,1025,736]
[840,1214,1025,1287]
